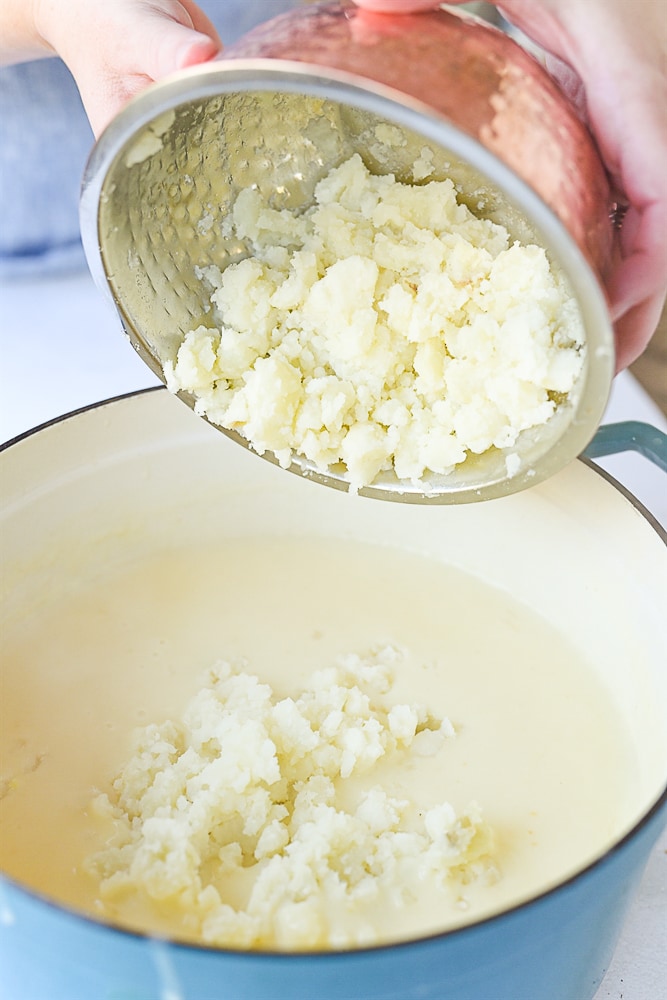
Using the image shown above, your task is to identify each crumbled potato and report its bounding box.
[87,645,496,950]
[165,154,584,489]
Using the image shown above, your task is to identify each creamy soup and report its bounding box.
[0,535,635,947]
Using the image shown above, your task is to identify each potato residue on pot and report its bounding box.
[164,153,584,489]
[86,644,497,950]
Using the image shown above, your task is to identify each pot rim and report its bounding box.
[1,385,665,958]
[2,385,664,541]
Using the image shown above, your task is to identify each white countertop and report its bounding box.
[1,268,665,998]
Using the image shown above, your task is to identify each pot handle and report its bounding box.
[584,421,667,473]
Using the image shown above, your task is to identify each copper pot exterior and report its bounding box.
[225,1,613,281]
[80,0,616,504]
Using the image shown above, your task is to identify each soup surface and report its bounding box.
[0,535,635,947]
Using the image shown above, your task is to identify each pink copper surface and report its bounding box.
[226,1,614,280]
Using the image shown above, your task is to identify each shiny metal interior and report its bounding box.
[81,61,614,503]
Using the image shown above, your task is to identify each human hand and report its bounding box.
[1,0,221,137]
[353,0,667,371]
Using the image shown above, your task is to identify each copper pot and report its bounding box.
[81,0,615,502]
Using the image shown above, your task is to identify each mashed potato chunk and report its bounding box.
[87,645,496,950]
[164,154,584,489]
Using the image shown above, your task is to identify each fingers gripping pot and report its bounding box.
[80,0,616,502]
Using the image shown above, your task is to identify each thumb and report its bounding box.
[136,7,220,79]
[51,1,222,135]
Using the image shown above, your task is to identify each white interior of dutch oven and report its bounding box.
[1,387,666,921]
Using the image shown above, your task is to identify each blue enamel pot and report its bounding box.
[1,390,665,1000]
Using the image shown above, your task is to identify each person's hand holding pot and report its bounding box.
[0,0,222,136]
